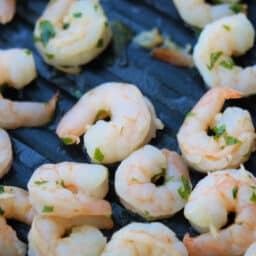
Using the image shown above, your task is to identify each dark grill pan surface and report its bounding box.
[1,0,256,248]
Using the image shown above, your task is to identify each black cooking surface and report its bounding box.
[1,0,256,247]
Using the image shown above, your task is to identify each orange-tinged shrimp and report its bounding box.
[0,129,12,178]
[0,0,16,24]
[0,93,58,129]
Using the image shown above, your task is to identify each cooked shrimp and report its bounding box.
[101,222,188,256]
[193,14,256,96]
[0,0,16,24]
[28,216,106,256]
[0,93,58,129]
[177,87,255,173]
[245,242,256,256]
[34,0,112,73]
[28,162,113,228]
[0,129,12,178]
[183,168,256,256]
[56,82,164,164]
[172,0,246,28]
[0,186,35,256]
[115,145,191,220]
[0,49,36,89]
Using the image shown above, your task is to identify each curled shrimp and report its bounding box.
[28,162,113,228]
[0,186,35,256]
[183,168,256,256]
[56,82,163,164]
[115,145,191,220]
[245,242,256,256]
[101,222,188,256]
[0,0,16,24]
[34,0,112,73]
[172,0,246,28]
[0,93,58,129]
[28,216,106,256]
[0,49,36,89]
[0,129,12,178]
[193,14,256,96]
[177,87,255,173]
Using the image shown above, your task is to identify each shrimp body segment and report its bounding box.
[101,222,188,256]
[172,0,244,28]
[0,93,58,129]
[177,87,255,173]
[28,216,106,256]
[56,83,163,164]
[0,49,36,89]
[28,162,113,227]
[0,186,35,256]
[0,0,16,24]
[115,145,191,220]
[34,0,112,73]
[245,242,256,256]
[0,129,12,178]
[193,14,256,96]
[184,168,256,256]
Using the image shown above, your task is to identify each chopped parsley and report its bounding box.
[220,58,234,69]
[212,124,226,138]
[94,4,99,11]
[61,137,73,145]
[63,23,70,30]
[186,111,195,118]
[207,51,223,70]
[230,4,244,14]
[38,20,56,46]
[224,135,241,146]
[143,210,151,219]
[177,176,191,201]
[25,49,32,55]
[42,205,54,213]
[164,176,174,184]
[34,180,48,185]
[0,207,4,216]
[232,185,238,199]
[0,186,4,193]
[131,177,139,182]
[250,192,256,202]
[94,148,104,162]
[104,21,109,27]
[94,109,110,123]
[73,12,82,18]
[46,53,54,60]
[96,38,104,48]
[222,24,231,31]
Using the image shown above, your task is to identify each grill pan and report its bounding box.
[1,0,256,249]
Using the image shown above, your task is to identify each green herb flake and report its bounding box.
[131,177,139,182]
[94,148,104,162]
[0,207,4,216]
[224,135,241,146]
[46,53,54,60]
[0,186,4,194]
[230,4,244,14]
[60,180,65,187]
[73,12,82,18]
[42,205,54,213]
[104,21,109,27]
[232,185,238,199]
[38,20,56,46]
[34,180,48,185]
[222,24,231,31]
[61,137,74,145]
[143,210,151,219]
[63,23,70,30]
[94,4,99,11]
[25,49,32,55]
[164,176,174,184]
[186,112,195,118]
[212,124,226,138]
[250,192,256,202]
[177,176,191,201]
[151,168,165,184]
[96,38,104,48]
[220,58,234,69]
[207,51,223,70]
